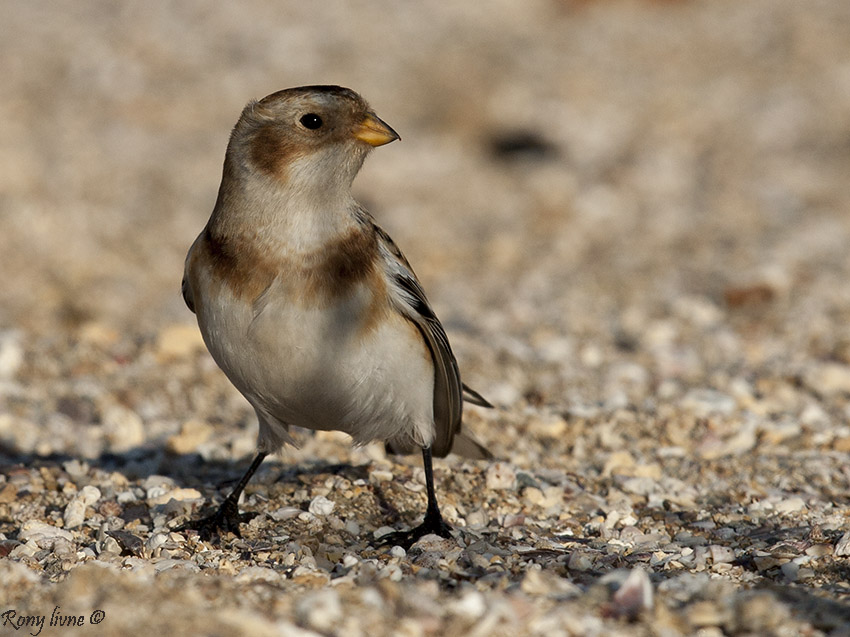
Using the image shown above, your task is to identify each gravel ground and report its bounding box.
[2,1,850,635]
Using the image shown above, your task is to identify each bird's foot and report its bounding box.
[175,498,255,540]
[378,510,453,550]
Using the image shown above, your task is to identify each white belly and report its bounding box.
[196,278,435,452]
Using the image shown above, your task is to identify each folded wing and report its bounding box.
[371,218,491,459]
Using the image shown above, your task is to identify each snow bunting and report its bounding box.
[180,85,491,546]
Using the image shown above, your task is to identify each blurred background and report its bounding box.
[1,0,850,441]
[3,3,850,626]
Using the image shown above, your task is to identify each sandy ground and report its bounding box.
[2,0,850,635]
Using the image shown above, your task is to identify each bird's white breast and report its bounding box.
[194,270,435,451]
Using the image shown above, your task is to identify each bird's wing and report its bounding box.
[181,236,200,314]
[371,219,490,459]
[181,276,196,314]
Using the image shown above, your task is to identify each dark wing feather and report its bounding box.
[372,223,462,458]
[391,268,462,458]
[181,276,196,314]
[371,218,491,458]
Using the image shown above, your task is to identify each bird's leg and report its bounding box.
[418,446,453,537]
[177,451,268,539]
[380,446,452,549]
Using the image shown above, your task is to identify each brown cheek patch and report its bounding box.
[248,124,307,178]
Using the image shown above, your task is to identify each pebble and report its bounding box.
[804,543,832,558]
[602,450,634,477]
[345,520,360,536]
[52,537,76,560]
[465,509,488,527]
[0,330,23,379]
[411,534,455,553]
[709,545,736,564]
[79,485,102,505]
[308,496,335,516]
[368,469,393,483]
[610,567,654,619]
[155,323,206,361]
[449,590,486,620]
[568,551,594,571]
[295,590,342,632]
[98,536,122,556]
[680,389,736,416]
[146,533,169,552]
[167,419,213,454]
[143,475,177,494]
[780,561,800,581]
[77,321,120,346]
[63,459,89,479]
[62,485,102,528]
[0,558,40,586]
[0,483,18,503]
[116,489,137,504]
[373,526,395,540]
[503,513,525,528]
[270,506,302,521]
[774,497,806,514]
[235,566,281,583]
[485,462,516,490]
[834,531,850,557]
[18,521,74,545]
[731,592,789,633]
[522,486,562,508]
[63,499,88,529]
[148,488,203,506]
[806,362,850,396]
[521,568,579,597]
[673,296,723,327]
[102,404,145,452]
[9,541,38,559]
[688,600,725,628]
[153,559,200,573]
[528,412,568,437]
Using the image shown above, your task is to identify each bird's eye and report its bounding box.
[300,113,323,130]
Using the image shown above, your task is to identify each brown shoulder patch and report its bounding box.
[194,228,279,305]
[305,227,380,299]
[190,223,389,322]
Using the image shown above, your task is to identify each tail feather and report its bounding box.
[450,432,493,460]
[462,383,493,408]
[385,433,493,460]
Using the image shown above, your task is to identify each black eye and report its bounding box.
[300,113,323,130]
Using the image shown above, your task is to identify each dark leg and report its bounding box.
[419,446,452,537]
[177,451,268,539]
[380,446,452,549]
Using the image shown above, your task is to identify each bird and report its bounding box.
[179,85,492,547]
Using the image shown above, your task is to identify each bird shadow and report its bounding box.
[0,441,376,533]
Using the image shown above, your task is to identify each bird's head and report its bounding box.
[229,85,399,194]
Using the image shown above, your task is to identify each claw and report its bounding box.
[176,499,256,540]
[175,452,268,541]
[378,511,454,550]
